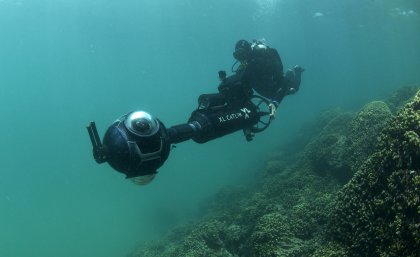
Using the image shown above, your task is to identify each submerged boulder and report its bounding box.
[385,84,420,114]
[343,101,393,172]
[328,90,420,257]
[304,100,393,183]
[303,111,354,181]
[249,212,296,257]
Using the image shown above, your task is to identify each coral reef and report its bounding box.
[304,100,393,182]
[385,84,420,114]
[328,90,420,257]
[303,111,354,181]
[249,212,301,257]
[343,101,392,172]
[131,168,339,257]
[130,87,420,257]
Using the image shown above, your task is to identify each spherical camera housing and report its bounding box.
[102,111,170,179]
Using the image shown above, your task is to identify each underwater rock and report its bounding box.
[304,111,354,181]
[281,107,346,157]
[261,151,295,176]
[343,101,393,173]
[385,84,420,114]
[225,224,243,246]
[172,220,234,257]
[328,90,420,257]
[298,108,344,144]
[265,160,284,174]
[305,100,394,183]
[312,242,348,257]
[249,212,301,257]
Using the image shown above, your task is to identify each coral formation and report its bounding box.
[328,90,420,257]
[130,87,420,257]
[385,84,420,114]
[303,111,353,181]
[249,212,300,257]
[304,100,394,183]
[343,101,392,172]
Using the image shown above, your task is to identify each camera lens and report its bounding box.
[124,111,159,137]
[133,118,151,134]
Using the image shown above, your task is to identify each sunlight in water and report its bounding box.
[253,0,283,20]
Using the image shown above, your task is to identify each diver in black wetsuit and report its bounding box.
[232,39,304,108]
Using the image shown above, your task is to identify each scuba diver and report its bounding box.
[87,39,304,185]
[231,39,304,110]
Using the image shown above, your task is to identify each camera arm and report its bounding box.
[86,94,273,183]
[86,67,276,184]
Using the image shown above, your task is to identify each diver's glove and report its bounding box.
[269,100,279,120]
[285,65,305,95]
[293,65,305,74]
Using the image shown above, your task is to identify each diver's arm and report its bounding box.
[268,48,284,80]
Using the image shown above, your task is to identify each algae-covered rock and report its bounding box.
[290,108,345,154]
[305,101,393,182]
[328,90,420,257]
[247,211,320,257]
[312,242,348,257]
[249,212,296,257]
[385,84,420,114]
[171,220,231,257]
[304,112,354,181]
[263,151,297,175]
[343,101,393,172]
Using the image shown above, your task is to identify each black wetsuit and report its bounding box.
[237,45,300,103]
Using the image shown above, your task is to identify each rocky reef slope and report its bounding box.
[131,86,420,257]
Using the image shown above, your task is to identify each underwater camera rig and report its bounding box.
[87,72,274,185]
